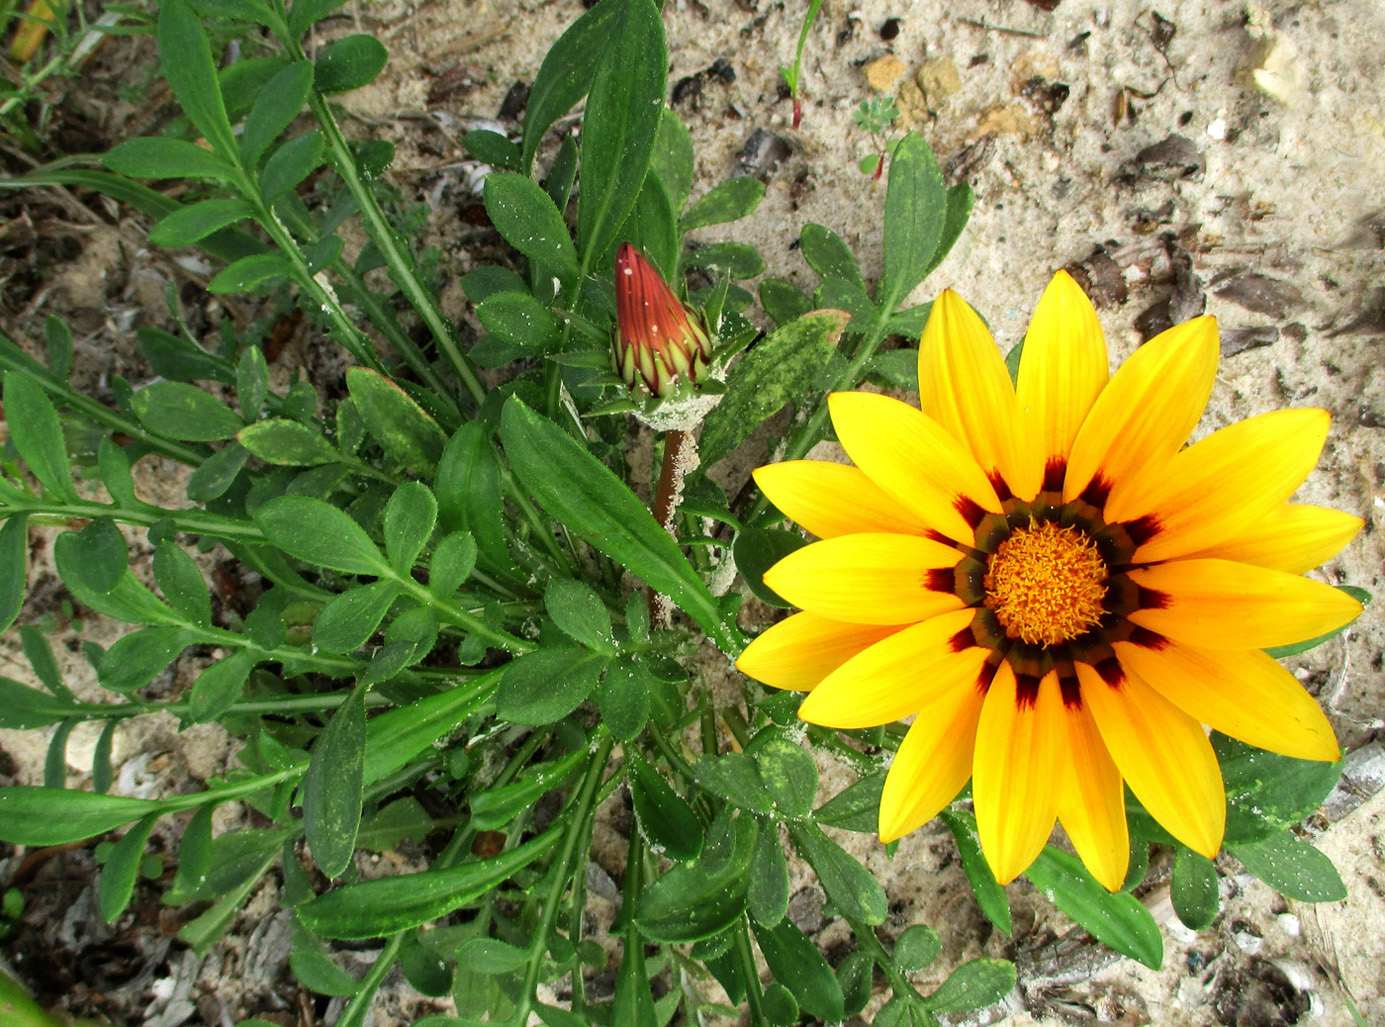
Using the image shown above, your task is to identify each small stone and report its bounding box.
[788,886,827,934]
[973,102,1037,139]
[863,54,907,92]
[1212,270,1303,319]
[894,80,928,126]
[1242,28,1306,106]
[1220,326,1279,358]
[1122,133,1205,182]
[917,56,961,104]
[1065,247,1127,309]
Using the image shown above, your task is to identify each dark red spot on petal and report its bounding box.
[1015,673,1042,708]
[1137,586,1172,611]
[948,628,974,653]
[1094,656,1124,687]
[1124,514,1161,546]
[1079,474,1113,509]
[924,529,952,545]
[1129,626,1168,649]
[1058,670,1082,709]
[988,471,1013,503]
[926,568,955,593]
[1042,458,1067,493]
[954,495,987,528]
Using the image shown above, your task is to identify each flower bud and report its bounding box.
[614,243,712,398]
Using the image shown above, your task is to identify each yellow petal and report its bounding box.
[828,391,1002,544]
[1106,409,1330,562]
[1063,316,1219,504]
[1128,558,1364,650]
[736,612,903,691]
[753,461,933,539]
[1016,270,1110,478]
[1113,640,1340,762]
[1183,503,1363,574]
[973,666,1062,885]
[1056,699,1129,893]
[878,678,986,842]
[800,609,986,728]
[918,290,1040,501]
[1078,661,1225,858]
[763,532,965,625]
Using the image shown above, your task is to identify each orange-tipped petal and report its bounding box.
[1056,698,1129,892]
[828,391,1002,545]
[1016,270,1110,480]
[878,678,987,842]
[735,612,903,691]
[918,290,1040,501]
[762,532,965,625]
[753,461,933,539]
[1113,639,1340,762]
[800,609,987,728]
[1078,661,1224,858]
[972,666,1063,884]
[1184,503,1363,574]
[1106,408,1330,562]
[1063,317,1219,505]
[1128,558,1364,650]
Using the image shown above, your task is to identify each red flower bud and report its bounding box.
[614,243,712,398]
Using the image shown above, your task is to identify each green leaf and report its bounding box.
[837,949,874,1019]
[4,372,75,499]
[894,924,941,972]
[496,647,606,725]
[788,821,887,925]
[158,0,238,161]
[288,0,348,38]
[238,419,340,466]
[758,278,812,327]
[208,252,293,293]
[0,787,160,845]
[680,177,765,232]
[747,730,817,818]
[314,34,389,94]
[384,482,437,574]
[154,541,211,627]
[1025,845,1163,969]
[918,181,973,279]
[312,581,401,654]
[474,290,562,355]
[636,810,756,942]
[44,314,73,380]
[694,752,773,815]
[500,398,733,650]
[290,931,363,996]
[137,326,228,383]
[520,0,620,171]
[628,752,702,862]
[614,923,658,1027]
[356,796,433,852]
[799,223,864,287]
[595,660,650,741]
[470,752,584,831]
[544,577,613,652]
[99,812,161,923]
[132,381,244,441]
[189,650,256,722]
[463,129,521,170]
[95,439,139,511]
[261,130,326,203]
[868,349,920,390]
[237,346,269,420]
[747,819,790,926]
[752,918,844,1020]
[483,173,579,289]
[814,771,884,833]
[429,531,476,598]
[1230,830,1346,902]
[617,171,679,279]
[149,198,255,248]
[186,442,250,502]
[346,367,448,476]
[73,516,128,593]
[298,829,562,938]
[455,937,530,974]
[0,676,78,729]
[242,61,315,168]
[1216,733,1343,844]
[359,669,500,786]
[0,515,26,632]
[921,958,1016,1014]
[98,626,192,694]
[650,108,694,212]
[45,718,75,788]
[682,241,764,279]
[435,422,511,578]
[302,683,367,878]
[733,527,806,609]
[20,623,71,701]
[103,137,237,180]
[878,132,946,309]
[172,804,214,898]
[53,533,182,627]
[254,495,389,576]
[699,311,848,468]
[576,0,667,260]
[1170,844,1219,930]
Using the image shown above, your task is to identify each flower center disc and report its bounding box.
[983,521,1108,646]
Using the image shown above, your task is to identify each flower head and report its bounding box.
[614,243,712,398]
[735,271,1363,891]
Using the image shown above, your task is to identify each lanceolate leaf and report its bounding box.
[751,918,844,1021]
[636,810,757,942]
[1230,830,1346,902]
[1024,844,1163,969]
[500,398,735,651]
[3,371,76,500]
[346,367,447,476]
[878,132,947,310]
[99,812,161,923]
[158,0,238,161]
[302,682,367,878]
[576,0,667,262]
[298,828,563,938]
[0,514,29,632]
[788,821,887,926]
[483,173,579,289]
[0,787,161,846]
[520,0,619,171]
[939,809,1013,934]
[628,752,702,863]
[254,495,389,576]
[1215,733,1343,844]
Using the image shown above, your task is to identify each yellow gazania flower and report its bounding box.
[735,271,1364,892]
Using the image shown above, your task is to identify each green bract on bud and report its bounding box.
[614,243,713,398]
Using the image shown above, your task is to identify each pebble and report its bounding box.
[917,55,961,103]
[863,54,906,92]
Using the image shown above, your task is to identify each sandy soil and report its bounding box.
[2,0,1382,1024]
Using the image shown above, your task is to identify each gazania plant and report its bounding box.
[0,0,1369,1022]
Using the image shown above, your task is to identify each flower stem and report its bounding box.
[647,428,697,628]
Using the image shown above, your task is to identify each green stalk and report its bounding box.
[335,932,404,1027]
[733,919,769,1026]
[843,913,928,1005]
